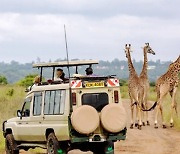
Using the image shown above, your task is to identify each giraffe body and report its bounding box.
[154,55,180,128]
[125,44,144,129]
[139,43,155,125]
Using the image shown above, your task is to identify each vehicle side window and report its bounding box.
[44,90,66,115]
[33,92,42,116]
[22,97,32,117]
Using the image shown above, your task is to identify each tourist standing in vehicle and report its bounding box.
[85,67,93,76]
[29,75,41,90]
[54,68,65,81]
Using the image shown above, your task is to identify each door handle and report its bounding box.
[26,122,28,124]
[43,117,45,120]
[18,122,22,125]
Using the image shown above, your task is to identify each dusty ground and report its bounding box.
[115,99,180,154]
[5,99,180,154]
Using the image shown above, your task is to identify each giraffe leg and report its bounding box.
[144,95,150,126]
[159,105,166,128]
[155,84,169,129]
[170,87,178,127]
[130,98,135,129]
[137,104,142,130]
[137,96,143,130]
[141,102,146,126]
[154,102,160,129]
[135,104,139,127]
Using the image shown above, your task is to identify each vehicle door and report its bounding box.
[28,91,44,141]
[41,89,69,141]
[16,96,32,141]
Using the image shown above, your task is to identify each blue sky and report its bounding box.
[0,0,179,63]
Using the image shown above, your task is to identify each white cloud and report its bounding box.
[0,0,179,63]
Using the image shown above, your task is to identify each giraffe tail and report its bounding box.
[142,102,157,111]
[175,104,178,117]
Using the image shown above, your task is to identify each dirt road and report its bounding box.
[115,99,180,154]
[10,99,180,154]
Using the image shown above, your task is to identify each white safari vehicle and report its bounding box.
[2,60,127,154]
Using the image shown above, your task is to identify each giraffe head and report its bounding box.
[143,43,155,55]
[124,44,132,58]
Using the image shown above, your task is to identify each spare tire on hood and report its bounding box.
[71,105,100,134]
[100,103,127,133]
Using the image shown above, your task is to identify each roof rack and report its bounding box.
[33,60,99,68]
[33,60,99,82]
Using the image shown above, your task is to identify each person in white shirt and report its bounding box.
[54,68,65,81]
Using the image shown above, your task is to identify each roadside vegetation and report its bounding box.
[0,78,179,152]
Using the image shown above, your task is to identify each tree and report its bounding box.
[17,74,38,87]
[0,75,8,85]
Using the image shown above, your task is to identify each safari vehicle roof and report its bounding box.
[33,60,99,68]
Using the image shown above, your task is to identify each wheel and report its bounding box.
[91,141,114,154]
[104,141,114,154]
[47,133,61,154]
[5,134,19,154]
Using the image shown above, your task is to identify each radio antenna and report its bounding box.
[64,25,73,113]
[64,24,71,79]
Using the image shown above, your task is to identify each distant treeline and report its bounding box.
[0,58,172,83]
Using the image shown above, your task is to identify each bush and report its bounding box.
[6,89,14,96]
[0,75,8,85]
[119,79,128,86]
[16,74,38,87]
[150,81,156,87]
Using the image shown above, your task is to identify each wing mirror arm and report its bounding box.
[17,110,22,119]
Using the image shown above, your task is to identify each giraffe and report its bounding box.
[124,44,144,129]
[154,55,180,128]
[139,43,155,126]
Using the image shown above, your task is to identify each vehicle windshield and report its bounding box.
[82,93,108,111]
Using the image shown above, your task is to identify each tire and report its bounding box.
[5,134,19,154]
[101,103,127,133]
[104,141,114,154]
[47,133,61,154]
[71,105,100,134]
[91,141,114,154]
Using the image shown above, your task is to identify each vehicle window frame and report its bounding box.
[44,89,66,115]
[33,92,43,116]
[82,92,109,111]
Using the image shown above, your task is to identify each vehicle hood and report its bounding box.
[7,117,19,122]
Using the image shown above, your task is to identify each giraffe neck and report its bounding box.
[127,51,138,77]
[140,48,148,78]
[168,64,180,77]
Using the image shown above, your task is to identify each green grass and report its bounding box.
[0,85,25,152]
[0,132,5,152]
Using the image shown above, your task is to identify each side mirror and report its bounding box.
[17,110,22,117]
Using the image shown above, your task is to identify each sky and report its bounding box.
[0,0,180,63]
